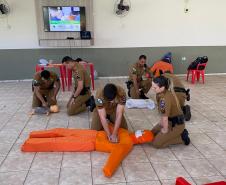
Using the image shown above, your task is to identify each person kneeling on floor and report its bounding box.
[126,55,152,99]
[151,76,190,148]
[62,56,95,115]
[160,70,191,121]
[91,83,128,143]
[32,70,60,112]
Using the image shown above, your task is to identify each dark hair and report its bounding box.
[75,58,83,62]
[153,76,169,89]
[104,83,117,101]
[139,55,147,60]
[40,70,50,80]
[62,56,73,63]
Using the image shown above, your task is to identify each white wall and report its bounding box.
[0,0,38,49]
[0,0,226,49]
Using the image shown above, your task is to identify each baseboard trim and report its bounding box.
[99,73,226,79]
[0,79,32,83]
[1,73,226,82]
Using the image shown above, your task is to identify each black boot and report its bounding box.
[182,105,191,121]
[125,81,132,97]
[86,96,96,112]
[128,89,131,97]
[181,129,190,145]
[139,90,149,99]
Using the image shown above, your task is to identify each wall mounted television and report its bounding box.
[43,6,86,32]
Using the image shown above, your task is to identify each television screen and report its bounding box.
[43,6,86,32]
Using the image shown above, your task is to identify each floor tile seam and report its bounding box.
[22,153,37,185]
[141,145,161,182]
[178,156,225,179]
[203,132,226,150]
[176,154,198,184]
[89,152,94,185]
[120,157,127,184]
[204,157,226,178]
[57,152,64,185]
[0,112,33,169]
[170,143,200,184]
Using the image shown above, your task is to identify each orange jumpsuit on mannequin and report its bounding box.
[21,126,154,177]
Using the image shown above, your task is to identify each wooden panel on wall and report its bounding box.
[35,0,94,47]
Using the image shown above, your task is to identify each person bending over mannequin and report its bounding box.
[32,70,60,109]
[91,83,128,143]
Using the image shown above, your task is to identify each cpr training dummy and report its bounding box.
[21,126,154,177]
[29,105,59,116]
[31,70,60,116]
[22,83,154,177]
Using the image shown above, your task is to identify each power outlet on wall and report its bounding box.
[182,57,186,61]
[184,0,190,13]
[184,8,189,13]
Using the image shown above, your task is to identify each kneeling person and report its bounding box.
[91,84,128,143]
[62,56,93,115]
[162,71,191,121]
[151,76,190,148]
[127,55,152,99]
[32,70,60,109]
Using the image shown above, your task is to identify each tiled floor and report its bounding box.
[0,76,226,185]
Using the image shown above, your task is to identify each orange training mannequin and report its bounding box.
[21,126,154,177]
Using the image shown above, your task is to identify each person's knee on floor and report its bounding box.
[32,70,60,110]
[150,76,190,148]
[62,56,91,116]
[128,55,152,99]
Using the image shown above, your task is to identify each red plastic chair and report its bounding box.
[176,177,191,185]
[186,63,207,84]
[176,177,226,185]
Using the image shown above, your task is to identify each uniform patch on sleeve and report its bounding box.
[132,67,137,75]
[32,80,40,86]
[95,98,104,108]
[159,99,165,113]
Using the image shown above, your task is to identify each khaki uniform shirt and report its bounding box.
[156,90,183,118]
[95,85,126,114]
[33,71,59,90]
[72,63,91,89]
[129,63,149,83]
